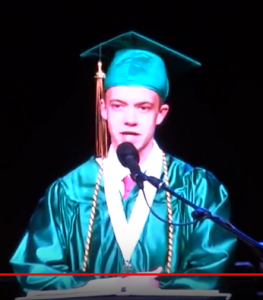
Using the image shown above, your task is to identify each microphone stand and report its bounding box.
[134,173,263,271]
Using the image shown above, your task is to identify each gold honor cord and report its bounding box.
[82,152,173,273]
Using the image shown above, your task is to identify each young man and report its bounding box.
[10,31,236,292]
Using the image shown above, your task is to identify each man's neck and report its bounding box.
[138,139,154,166]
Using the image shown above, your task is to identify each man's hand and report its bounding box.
[118,266,163,291]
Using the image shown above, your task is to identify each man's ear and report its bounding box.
[100,98,107,120]
[156,104,169,125]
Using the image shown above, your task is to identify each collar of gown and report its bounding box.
[96,139,162,182]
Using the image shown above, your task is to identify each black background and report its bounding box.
[1,2,262,273]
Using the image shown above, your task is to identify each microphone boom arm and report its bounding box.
[133,172,263,264]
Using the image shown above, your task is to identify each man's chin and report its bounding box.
[119,135,140,145]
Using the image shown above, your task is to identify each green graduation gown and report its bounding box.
[10,153,236,292]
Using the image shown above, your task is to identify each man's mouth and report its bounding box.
[121,131,140,136]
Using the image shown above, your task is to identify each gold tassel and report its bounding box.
[95,60,109,158]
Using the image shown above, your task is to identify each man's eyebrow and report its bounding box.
[109,99,126,104]
[135,101,153,105]
[109,99,153,105]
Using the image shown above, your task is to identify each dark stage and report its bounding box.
[1,2,263,299]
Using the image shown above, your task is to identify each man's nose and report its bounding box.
[123,107,138,125]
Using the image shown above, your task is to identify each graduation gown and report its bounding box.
[10,153,236,292]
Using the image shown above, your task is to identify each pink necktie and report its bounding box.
[122,175,135,200]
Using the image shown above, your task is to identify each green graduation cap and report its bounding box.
[80,31,201,158]
[80,31,201,100]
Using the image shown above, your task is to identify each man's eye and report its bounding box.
[112,104,122,109]
[140,106,150,111]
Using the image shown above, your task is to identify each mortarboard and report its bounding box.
[80,31,201,158]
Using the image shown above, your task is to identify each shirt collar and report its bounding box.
[106,140,161,181]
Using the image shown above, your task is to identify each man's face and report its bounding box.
[100,86,169,152]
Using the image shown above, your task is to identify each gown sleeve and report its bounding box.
[10,180,94,292]
[160,168,237,290]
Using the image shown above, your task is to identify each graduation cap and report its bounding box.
[80,31,201,158]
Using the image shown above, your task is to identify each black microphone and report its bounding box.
[116,142,198,227]
[116,142,146,189]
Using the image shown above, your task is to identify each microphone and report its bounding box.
[116,142,146,189]
[116,142,199,227]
